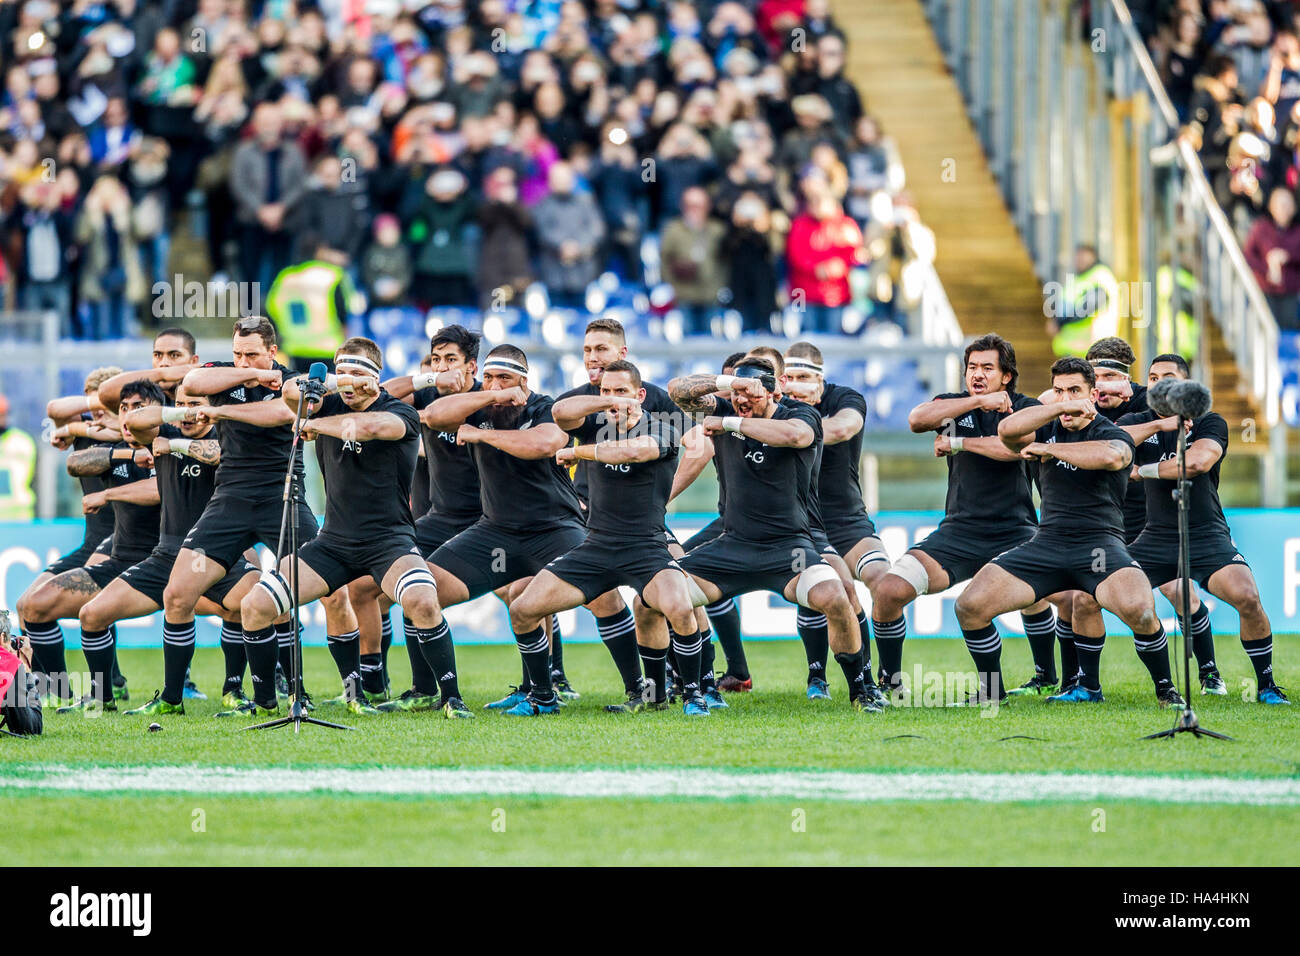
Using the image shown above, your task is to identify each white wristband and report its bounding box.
[169,438,192,457]
[715,375,736,390]
[413,371,438,390]
[1137,463,1160,479]
[324,374,339,391]
[161,406,187,423]
[949,436,964,452]
[722,416,743,434]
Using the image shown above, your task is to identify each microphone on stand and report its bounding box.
[1147,377,1212,420]
[301,361,329,414]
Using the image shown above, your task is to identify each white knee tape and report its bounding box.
[256,569,293,616]
[393,566,437,606]
[795,563,841,607]
[886,553,931,597]
[855,549,889,579]
[685,576,709,608]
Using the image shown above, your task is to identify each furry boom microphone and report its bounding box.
[1148,377,1213,420]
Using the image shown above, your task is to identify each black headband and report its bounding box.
[734,364,776,393]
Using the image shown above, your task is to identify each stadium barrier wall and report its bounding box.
[2,511,1296,647]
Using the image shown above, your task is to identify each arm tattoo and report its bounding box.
[668,374,719,415]
[188,440,221,466]
[1108,439,1133,469]
[67,445,113,477]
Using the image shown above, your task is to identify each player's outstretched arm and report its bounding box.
[98,365,194,413]
[934,434,1025,461]
[667,374,723,415]
[422,387,521,429]
[384,369,467,403]
[302,412,408,442]
[701,415,814,448]
[98,477,161,507]
[183,365,279,396]
[460,421,568,460]
[1027,439,1132,471]
[1117,415,1179,444]
[565,435,663,465]
[669,424,714,502]
[47,393,104,423]
[552,394,628,431]
[1134,438,1223,480]
[66,444,126,477]
[193,399,295,429]
[998,401,1077,450]
[823,406,865,445]
[908,392,1008,432]
[122,403,198,445]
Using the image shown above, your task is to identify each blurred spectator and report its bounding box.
[231,103,307,292]
[661,185,726,334]
[291,154,372,267]
[786,190,863,334]
[409,167,478,306]
[1244,187,1300,330]
[12,182,74,337]
[845,116,891,225]
[476,166,532,309]
[722,191,779,333]
[363,214,413,309]
[589,121,647,281]
[790,33,862,136]
[126,138,171,289]
[654,122,719,227]
[533,162,605,308]
[88,97,137,169]
[75,174,143,341]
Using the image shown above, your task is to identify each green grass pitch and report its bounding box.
[3,637,1298,865]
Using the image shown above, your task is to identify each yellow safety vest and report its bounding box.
[0,427,37,521]
[1155,265,1200,360]
[1053,263,1120,357]
[265,261,354,360]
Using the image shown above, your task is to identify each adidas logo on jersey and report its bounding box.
[230,387,246,401]
[112,464,130,478]
[957,415,974,429]
[1144,434,1160,444]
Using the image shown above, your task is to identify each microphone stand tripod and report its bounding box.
[246,382,351,733]
[1142,416,1231,742]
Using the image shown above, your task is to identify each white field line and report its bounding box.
[2,764,1300,805]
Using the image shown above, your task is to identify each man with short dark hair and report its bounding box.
[1117,355,1287,704]
[92,328,200,415]
[953,358,1184,707]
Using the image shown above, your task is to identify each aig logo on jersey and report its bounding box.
[340,440,363,454]
[602,462,630,473]
[745,449,765,464]
[180,463,202,478]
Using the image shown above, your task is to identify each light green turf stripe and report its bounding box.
[3,764,1300,805]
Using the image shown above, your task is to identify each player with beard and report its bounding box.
[516,360,697,713]
[954,358,1184,707]
[23,380,164,712]
[671,352,751,694]
[1117,355,1287,704]
[666,357,882,713]
[76,384,261,715]
[422,344,625,716]
[169,318,354,718]
[235,338,466,716]
[20,367,123,705]
[782,342,891,704]
[870,334,1060,698]
[353,326,485,712]
[554,317,679,697]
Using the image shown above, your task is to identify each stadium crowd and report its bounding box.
[0,0,936,342]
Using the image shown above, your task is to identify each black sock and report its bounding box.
[873,615,906,683]
[519,656,532,695]
[403,617,440,695]
[79,626,115,704]
[244,625,279,708]
[359,652,385,696]
[1021,607,1057,683]
[548,614,565,675]
[1134,626,1173,688]
[796,607,828,684]
[596,608,643,694]
[219,621,246,694]
[1187,604,1217,674]
[961,624,1004,699]
[639,644,668,702]
[24,620,66,697]
[274,620,297,682]
[834,647,867,698]
[855,609,876,683]
[161,620,196,705]
[671,628,702,698]
[1242,634,1275,689]
[515,626,554,701]
[1057,617,1079,685]
[327,629,362,700]
[700,629,717,692]
[110,629,124,684]
[379,613,393,683]
[1073,633,1105,691]
[706,598,748,679]
[415,619,460,700]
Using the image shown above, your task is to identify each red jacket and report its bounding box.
[785,211,863,307]
[1244,215,1300,295]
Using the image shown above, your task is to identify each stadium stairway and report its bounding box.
[839,0,1054,393]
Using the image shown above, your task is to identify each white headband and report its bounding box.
[784,357,824,374]
[482,357,528,376]
[336,354,381,376]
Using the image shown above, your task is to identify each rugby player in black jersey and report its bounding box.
[168,318,354,716]
[872,334,1059,698]
[20,366,123,704]
[234,337,468,717]
[23,381,165,712]
[422,344,624,716]
[782,342,890,704]
[516,359,699,713]
[555,317,679,697]
[667,357,881,713]
[1116,355,1288,704]
[364,325,484,712]
[94,327,200,414]
[954,358,1183,707]
[671,351,751,693]
[76,384,261,715]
